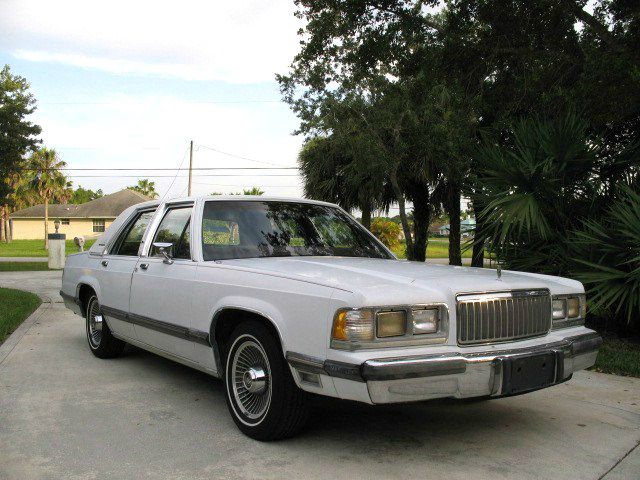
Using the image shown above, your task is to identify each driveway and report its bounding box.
[0,272,638,480]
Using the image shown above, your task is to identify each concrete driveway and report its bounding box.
[0,271,638,480]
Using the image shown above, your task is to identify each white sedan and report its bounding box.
[60,196,601,440]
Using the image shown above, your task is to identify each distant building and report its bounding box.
[438,218,476,237]
[9,189,150,240]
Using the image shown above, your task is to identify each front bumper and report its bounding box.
[287,332,602,404]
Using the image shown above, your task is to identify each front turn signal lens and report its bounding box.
[332,309,375,342]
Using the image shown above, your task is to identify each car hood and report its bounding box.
[221,256,582,304]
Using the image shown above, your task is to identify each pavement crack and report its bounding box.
[598,438,640,480]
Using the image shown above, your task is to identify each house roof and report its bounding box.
[10,189,151,219]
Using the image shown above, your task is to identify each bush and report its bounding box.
[370,218,401,249]
[474,113,639,330]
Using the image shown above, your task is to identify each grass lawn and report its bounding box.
[591,337,640,378]
[0,262,51,272]
[391,237,475,259]
[0,239,96,257]
[0,287,41,345]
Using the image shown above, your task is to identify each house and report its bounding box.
[8,189,150,240]
[438,218,477,237]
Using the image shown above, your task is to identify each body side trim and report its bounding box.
[101,305,210,346]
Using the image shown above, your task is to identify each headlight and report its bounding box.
[376,311,407,337]
[331,304,447,350]
[552,299,566,319]
[552,294,586,329]
[412,307,439,334]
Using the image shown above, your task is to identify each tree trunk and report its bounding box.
[0,206,4,243]
[3,204,10,244]
[409,190,430,262]
[360,200,372,231]
[470,196,484,268]
[390,172,414,260]
[44,197,49,250]
[446,183,462,266]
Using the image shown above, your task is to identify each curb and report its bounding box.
[0,302,51,366]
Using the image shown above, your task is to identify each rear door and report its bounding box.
[96,208,156,339]
[129,203,199,360]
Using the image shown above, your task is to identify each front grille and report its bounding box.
[456,290,551,345]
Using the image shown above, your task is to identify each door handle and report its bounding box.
[139,263,149,270]
[101,260,109,267]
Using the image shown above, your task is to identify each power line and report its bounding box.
[40,100,283,105]
[18,167,298,171]
[196,144,292,168]
[160,146,190,203]
[62,174,301,178]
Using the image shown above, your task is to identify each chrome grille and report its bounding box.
[456,290,551,345]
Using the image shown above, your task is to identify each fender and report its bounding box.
[208,298,286,371]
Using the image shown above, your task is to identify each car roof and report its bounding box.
[161,195,341,209]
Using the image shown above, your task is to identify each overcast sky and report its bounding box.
[0,0,306,199]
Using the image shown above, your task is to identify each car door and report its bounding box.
[129,203,198,360]
[96,208,156,339]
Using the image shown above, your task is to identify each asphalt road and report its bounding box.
[0,271,638,480]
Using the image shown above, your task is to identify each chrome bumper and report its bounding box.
[287,332,602,404]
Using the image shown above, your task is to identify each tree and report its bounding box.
[27,148,69,249]
[0,65,41,242]
[242,187,264,196]
[70,186,103,204]
[128,179,158,198]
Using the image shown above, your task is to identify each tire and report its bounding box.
[85,294,125,359]
[224,320,308,441]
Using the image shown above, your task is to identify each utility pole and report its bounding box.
[188,140,194,196]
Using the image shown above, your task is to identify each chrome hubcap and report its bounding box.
[231,339,271,420]
[87,299,103,348]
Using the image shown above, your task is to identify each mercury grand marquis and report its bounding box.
[60,196,602,440]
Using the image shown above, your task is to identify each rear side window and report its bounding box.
[150,207,192,260]
[110,211,155,256]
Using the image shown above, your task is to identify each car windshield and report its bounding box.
[201,201,393,261]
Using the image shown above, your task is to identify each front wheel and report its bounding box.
[85,295,125,358]
[224,321,308,441]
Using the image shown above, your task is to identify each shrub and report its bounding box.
[370,218,401,249]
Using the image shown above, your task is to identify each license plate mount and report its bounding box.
[501,352,557,395]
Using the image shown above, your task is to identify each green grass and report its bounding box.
[0,287,41,344]
[0,239,96,257]
[591,337,640,378]
[391,237,475,259]
[0,262,51,272]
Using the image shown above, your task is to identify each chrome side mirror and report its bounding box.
[153,242,174,264]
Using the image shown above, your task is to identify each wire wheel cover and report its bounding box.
[231,339,272,420]
[87,299,103,348]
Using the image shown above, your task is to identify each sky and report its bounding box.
[0,0,306,200]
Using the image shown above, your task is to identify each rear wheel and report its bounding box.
[85,295,125,358]
[224,321,308,441]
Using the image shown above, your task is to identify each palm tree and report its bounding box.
[128,179,158,198]
[27,148,68,249]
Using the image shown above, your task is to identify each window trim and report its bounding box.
[104,206,158,258]
[148,204,194,261]
[109,209,156,257]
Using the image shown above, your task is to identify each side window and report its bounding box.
[110,211,155,256]
[151,207,191,260]
[202,219,240,246]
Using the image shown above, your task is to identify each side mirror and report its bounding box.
[153,242,174,264]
